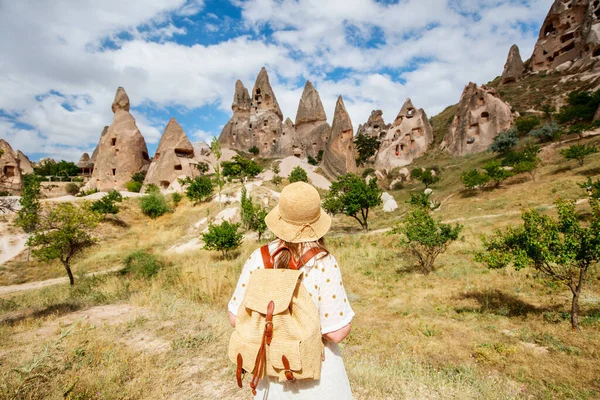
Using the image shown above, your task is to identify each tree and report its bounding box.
[504,144,541,182]
[16,174,42,262]
[249,146,259,156]
[476,198,600,331]
[288,166,309,183]
[139,193,171,218]
[240,186,254,229]
[408,191,440,210]
[90,190,123,217]
[253,207,268,241]
[28,202,101,285]
[211,137,224,210]
[131,171,146,183]
[419,169,440,189]
[202,221,244,257]
[180,176,214,204]
[482,161,512,188]
[222,156,263,180]
[556,89,600,125]
[354,133,380,166]
[125,181,143,193]
[488,128,518,154]
[529,123,562,142]
[391,207,462,274]
[461,169,490,191]
[323,173,382,232]
[34,159,79,179]
[561,144,598,167]
[196,161,210,175]
[515,116,540,136]
[172,192,183,207]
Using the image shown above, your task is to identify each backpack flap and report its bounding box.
[244,269,303,314]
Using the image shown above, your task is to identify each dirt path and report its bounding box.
[0,266,122,296]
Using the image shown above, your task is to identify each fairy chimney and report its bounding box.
[501,45,525,84]
[144,118,196,190]
[321,96,357,180]
[293,81,331,159]
[0,139,23,194]
[89,87,150,191]
[218,80,253,151]
[375,99,433,171]
[357,110,390,140]
[91,126,108,164]
[17,150,34,175]
[441,83,514,156]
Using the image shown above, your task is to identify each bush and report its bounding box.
[202,221,244,257]
[122,250,164,279]
[408,192,440,210]
[289,166,309,183]
[503,144,541,181]
[579,177,600,199]
[131,171,146,183]
[65,182,80,196]
[307,156,319,166]
[557,90,600,125]
[362,168,376,178]
[411,168,423,180]
[196,161,210,175]
[461,169,490,190]
[561,144,598,167]
[515,116,540,136]
[90,190,123,216]
[249,146,259,156]
[139,193,171,219]
[483,161,513,188]
[76,188,98,198]
[172,192,183,207]
[125,181,143,193]
[272,175,282,186]
[145,184,160,194]
[419,169,440,189]
[489,128,518,154]
[180,176,213,204]
[354,133,380,166]
[529,123,562,142]
[222,155,263,180]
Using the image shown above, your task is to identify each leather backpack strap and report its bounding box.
[298,247,325,268]
[260,245,273,269]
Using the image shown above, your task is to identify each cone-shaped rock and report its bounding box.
[293,81,331,159]
[501,45,525,84]
[232,80,252,113]
[91,126,108,164]
[144,118,196,189]
[17,150,34,175]
[219,80,252,151]
[89,87,150,191]
[321,96,357,180]
[357,110,390,140]
[441,83,514,156]
[0,139,22,193]
[375,99,433,171]
[252,67,283,120]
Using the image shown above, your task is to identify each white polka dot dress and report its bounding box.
[228,240,355,399]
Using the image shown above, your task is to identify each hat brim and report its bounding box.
[265,205,331,243]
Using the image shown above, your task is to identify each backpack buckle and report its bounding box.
[265,321,273,345]
[282,355,295,381]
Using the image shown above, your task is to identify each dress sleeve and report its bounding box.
[316,254,355,335]
[228,248,261,316]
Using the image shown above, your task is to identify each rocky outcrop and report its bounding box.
[144,118,197,189]
[441,83,515,157]
[17,151,34,175]
[530,0,599,72]
[357,110,390,140]
[218,80,253,152]
[91,126,108,165]
[88,87,150,191]
[77,153,93,175]
[0,139,22,194]
[293,81,331,159]
[280,118,296,157]
[375,99,433,171]
[321,96,357,180]
[501,45,525,84]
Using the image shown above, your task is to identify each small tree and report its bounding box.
[408,192,440,210]
[461,169,490,191]
[145,184,160,194]
[222,155,263,180]
[90,190,123,218]
[489,128,518,154]
[249,146,259,156]
[180,176,214,204]
[125,181,143,193]
[419,169,440,189]
[323,174,382,231]
[28,202,101,285]
[211,137,224,210]
[529,123,562,142]
[354,133,380,166]
[560,144,598,167]
[515,116,540,136]
[202,221,243,257]
[131,171,146,183]
[172,192,183,207]
[16,174,42,262]
[252,207,268,241]
[483,161,513,188]
[196,161,210,175]
[272,164,282,187]
[288,166,309,183]
[476,198,600,331]
[391,207,462,274]
[240,186,255,230]
[139,193,171,218]
[504,144,541,182]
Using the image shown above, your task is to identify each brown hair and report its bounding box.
[274,238,329,270]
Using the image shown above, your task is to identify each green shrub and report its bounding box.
[483,161,513,188]
[488,128,518,154]
[202,221,244,257]
[131,171,146,183]
[408,192,439,210]
[529,123,562,142]
[179,176,213,204]
[172,192,183,207]
[125,181,143,193]
[461,169,490,190]
[579,177,600,199]
[307,156,319,166]
[196,161,210,175]
[557,90,600,125]
[222,155,263,180]
[515,116,540,136]
[122,250,164,279]
[288,166,309,183]
[272,175,282,186]
[77,188,98,197]
[561,144,598,167]
[90,190,123,216]
[65,182,80,196]
[145,184,160,194]
[139,193,171,219]
[362,168,376,178]
[249,146,259,156]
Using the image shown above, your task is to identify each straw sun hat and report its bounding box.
[265,182,331,243]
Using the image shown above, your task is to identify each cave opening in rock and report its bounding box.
[160,181,169,189]
[3,165,15,177]
[481,112,490,121]
[112,169,116,176]
[175,149,193,158]
[143,152,150,161]
[561,32,575,43]
[111,138,117,146]
[593,47,600,57]
[561,42,575,54]
[467,137,475,144]
[264,120,268,126]
[174,165,182,171]
[543,22,556,37]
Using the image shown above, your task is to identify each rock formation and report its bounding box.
[91,126,108,165]
[144,118,197,189]
[375,99,433,171]
[17,151,34,175]
[88,87,150,191]
[321,96,357,180]
[77,153,93,175]
[357,110,390,140]
[441,83,515,157]
[293,81,331,159]
[0,139,22,194]
[530,0,600,72]
[501,45,525,84]
[218,80,252,151]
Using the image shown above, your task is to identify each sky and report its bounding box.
[0,0,552,162]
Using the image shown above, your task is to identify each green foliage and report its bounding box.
[145,183,160,194]
[354,133,380,166]
[202,221,244,257]
[317,150,324,162]
[556,90,600,125]
[211,138,224,208]
[323,173,382,231]
[560,144,598,167]
[122,250,164,279]
[307,156,319,166]
[171,192,183,207]
[475,198,600,331]
[33,159,79,178]
[28,202,101,285]
[362,168,376,178]
[408,192,440,210]
[461,169,490,190]
[529,123,562,142]
[139,193,171,219]
[65,182,80,196]
[272,164,280,175]
[391,207,462,274]
[16,174,42,234]
[196,161,210,175]
[240,186,269,240]
[504,144,541,181]
[222,155,263,180]
[125,181,143,193]
[90,190,123,216]
[580,177,600,199]
[240,186,254,230]
[515,116,540,136]
[271,175,282,186]
[131,171,146,183]
[488,128,518,154]
[249,146,259,156]
[419,169,440,189]
[253,207,268,241]
[411,168,423,180]
[483,161,513,188]
[179,176,214,204]
[288,166,309,183]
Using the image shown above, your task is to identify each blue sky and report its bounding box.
[0,0,552,162]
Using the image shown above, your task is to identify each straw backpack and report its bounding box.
[228,244,325,395]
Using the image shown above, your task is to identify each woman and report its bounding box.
[228,181,354,399]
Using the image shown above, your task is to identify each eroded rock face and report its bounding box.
[293,81,330,159]
[17,151,34,175]
[91,126,108,165]
[219,80,253,152]
[531,0,599,72]
[501,45,525,84]
[357,110,390,140]
[321,96,357,180]
[0,139,22,194]
[89,87,150,191]
[441,83,515,157]
[375,99,433,171]
[144,118,196,189]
